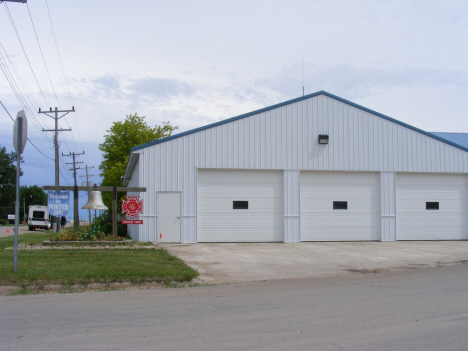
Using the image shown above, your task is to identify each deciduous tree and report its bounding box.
[0,146,18,220]
[20,185,48,222]
[99,113,177,208]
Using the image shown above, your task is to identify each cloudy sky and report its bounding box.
[1,0,468,217]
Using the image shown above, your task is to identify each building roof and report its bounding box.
[130,90,468,153]
[430,133,468,150]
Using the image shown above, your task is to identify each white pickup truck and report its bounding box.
[28,206,52,230]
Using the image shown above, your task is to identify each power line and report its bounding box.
[44,0,90,165]
[63,150,84,231]
[45,0,68,106]
[40,107,74,187]
[26,3,61,108]
[0,40,53,143]
[2,2,88,179]
[0,100,54,161]
[59,168,70,185]
[79,165,95,223]
[0,41,46,122]
[4,2,50,107]
[0,53,53,142]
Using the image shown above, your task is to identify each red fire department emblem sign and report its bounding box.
[121,196,144,218]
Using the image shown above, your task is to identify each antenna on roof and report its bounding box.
[302,57,305,97]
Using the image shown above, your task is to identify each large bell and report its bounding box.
[82,191,108,210]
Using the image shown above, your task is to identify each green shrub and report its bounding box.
[118,223,127,236]
[50,226,106,242]
[91,211,128,237]
[0,219,8,225]
[102,222,112,234]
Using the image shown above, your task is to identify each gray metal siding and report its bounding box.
[186,94,468,172]
[284,170,301,243]
[130,94,468,243]
[380,172,396,241]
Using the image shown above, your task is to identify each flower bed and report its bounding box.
[42,240,135,246]
[49,226,126,242]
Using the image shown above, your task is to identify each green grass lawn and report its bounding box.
[0,232,198,288]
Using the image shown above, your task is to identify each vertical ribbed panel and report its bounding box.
[191,95,468,173]
[380,172,396,241]
[284,170,301,242]
[127,94,468,242]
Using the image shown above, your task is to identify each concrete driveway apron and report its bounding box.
[162,241,468,285]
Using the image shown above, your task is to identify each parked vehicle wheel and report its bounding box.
[28,226,34,231]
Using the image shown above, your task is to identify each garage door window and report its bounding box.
[426,202,439,210]
[333,201,348,210]
[233,201,248,209]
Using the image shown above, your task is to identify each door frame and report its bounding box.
[157,191,181,243]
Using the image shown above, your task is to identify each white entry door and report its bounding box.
[157,192,181,243]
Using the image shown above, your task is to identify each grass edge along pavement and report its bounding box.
[0,231,198,293]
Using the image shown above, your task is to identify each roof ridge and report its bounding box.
[130,91,468,153]
[431,132,468,135]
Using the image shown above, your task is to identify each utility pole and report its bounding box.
[63,151,84,232]
[40,106,74,231]
[79,165,94,224]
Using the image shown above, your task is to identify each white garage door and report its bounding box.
[396,173,468,240]
[197,169,283,242]
[301,171,380,241]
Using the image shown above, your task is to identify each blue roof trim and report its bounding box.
[131,90,325,151]
[131,90,468,153]
[430,132,468,150]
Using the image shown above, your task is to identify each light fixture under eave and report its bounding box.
[318,134,329,144]
[82,191,108,210]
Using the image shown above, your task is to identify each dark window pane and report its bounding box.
[333,201,347,210]
[233,201,248,209]
[426,202,439,210]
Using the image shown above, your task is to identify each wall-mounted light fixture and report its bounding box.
[318,134,329,144]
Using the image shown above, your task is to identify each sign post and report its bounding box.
[13,110,27,272]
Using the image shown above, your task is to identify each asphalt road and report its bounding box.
[1,264,468,351]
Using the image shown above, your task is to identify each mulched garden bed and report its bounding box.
[42,240,136,246]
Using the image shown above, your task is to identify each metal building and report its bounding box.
[123,91,468,243]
